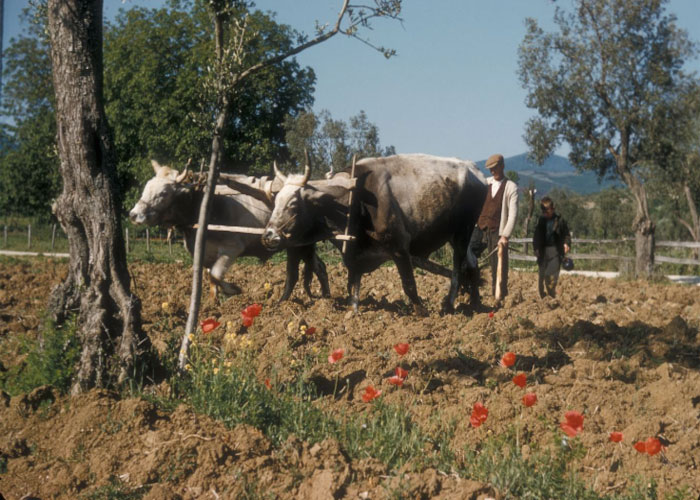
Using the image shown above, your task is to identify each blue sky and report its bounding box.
[3,0,700,162]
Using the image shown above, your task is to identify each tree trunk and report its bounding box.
[679,183,700,260]
[522,184,536,254]
[47,0,147,393]
[614,136,655,278]
[178,7,230,371]
[626,176,655,277]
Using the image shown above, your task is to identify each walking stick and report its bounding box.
[495,241,504,302]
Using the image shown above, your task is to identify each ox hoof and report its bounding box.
[219,283,242,296]
[413,303,429,317]
[440,301,455,315]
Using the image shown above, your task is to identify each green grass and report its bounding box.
[174,340,444,470]
[2,220,697,276]
[163,339,693,499]
[0,316,80,396]
[82,475,149,500]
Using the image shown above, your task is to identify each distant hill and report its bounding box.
[475,153,622,195]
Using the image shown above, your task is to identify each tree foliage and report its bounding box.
[104,0,316,205]
[1,0,318,216]
[517,0,698,275]
[0,10,59,218]
[283,109,395,175]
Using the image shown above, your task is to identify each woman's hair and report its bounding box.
[540,196,554,211]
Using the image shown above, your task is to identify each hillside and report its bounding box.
[476,153,622,194]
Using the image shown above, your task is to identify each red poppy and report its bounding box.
[328,348,344,364]
[306,326,316,336]
[609,431,623,443]
[488,311,495,319]
[387,375,404,386]
[241,314,254,328]
[499,352,516,368]
[634,441,647,453]
[512,373,527,388]
[645,437,662,456]
[264,378,271,389]
[560,410,584,437]
[394,343,410,356]
[522,392,537,407]
[470,402,488,428]
[394,367,408,379]
[242,303,262,318]
[201,317,221,333]
[362,385,382,402]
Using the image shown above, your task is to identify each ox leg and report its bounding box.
[347,269,362,314]
[207,270,218,302]
[442,237,470,313]
[279,249,301,302]
[210,254,241,296]
[394,252,427,316]
[307,246,330,298]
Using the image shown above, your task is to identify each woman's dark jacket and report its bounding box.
[532,213,571,264]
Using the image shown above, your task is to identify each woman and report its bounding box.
[533,197,571,298]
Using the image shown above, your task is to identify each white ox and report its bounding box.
[129,160,330,300]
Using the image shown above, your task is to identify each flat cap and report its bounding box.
[485,154,504,169]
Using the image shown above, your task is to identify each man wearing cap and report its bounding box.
[468,153,519,306]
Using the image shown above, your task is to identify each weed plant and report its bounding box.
[0,316,80,396]
[167,338,692,499]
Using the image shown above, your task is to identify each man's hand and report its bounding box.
[564,243,570,254]
[498,235,509,247]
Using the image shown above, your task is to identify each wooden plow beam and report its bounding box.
[341,155,358,254]
[192,224,355,242]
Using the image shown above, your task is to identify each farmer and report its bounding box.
[532,196,571,298]
[468,153,519,307]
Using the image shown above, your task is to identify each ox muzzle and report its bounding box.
[129,201,149,225]
[262,227,284,250]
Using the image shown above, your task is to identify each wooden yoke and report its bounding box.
[342,155,357,254]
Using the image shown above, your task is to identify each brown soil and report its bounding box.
[1,258,699,499]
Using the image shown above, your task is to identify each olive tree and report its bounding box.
[47,0,147,392]
[518,0,697,276]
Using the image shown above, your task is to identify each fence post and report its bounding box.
[51,224,57,251]
[27,224,32,249]
[167,228,173,256]
[125,228,130,254]
[146,228,150,253]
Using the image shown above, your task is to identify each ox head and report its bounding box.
[261,163,312,250]
[129,160,190,226]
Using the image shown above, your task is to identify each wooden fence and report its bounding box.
[509,238,700,267]
[1,224,175,256]
[2,224,699,271]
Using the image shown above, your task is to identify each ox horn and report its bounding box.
[273,161,287,183]
[151,159,163,174]
[302,164,311,185]
[175,158,192,183]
